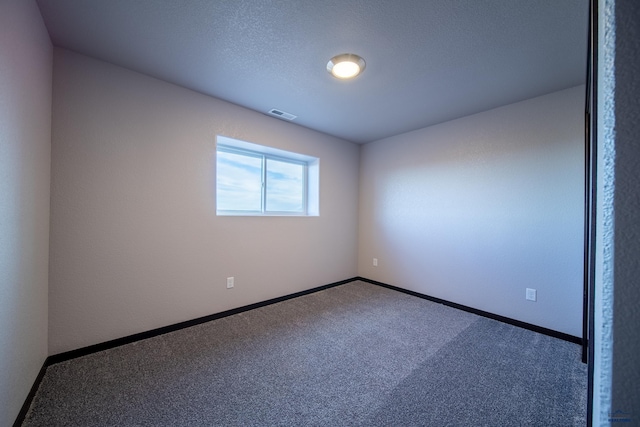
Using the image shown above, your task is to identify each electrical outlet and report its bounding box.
[373,258,378,267]
[227,277,234,289]
[526,288,536,301]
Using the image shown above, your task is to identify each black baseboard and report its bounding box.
[47,277,357,366]
[356,276,582,345]
[14,277,356,426]
[15,275,581,425]
[47,275,580,365]
[13,358,50,427]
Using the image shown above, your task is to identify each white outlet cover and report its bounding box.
[227,277,234,288]
[526,288,537,301]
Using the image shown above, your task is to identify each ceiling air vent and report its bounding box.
[268,109,297,121]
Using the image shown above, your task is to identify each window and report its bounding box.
[216,136,319,216]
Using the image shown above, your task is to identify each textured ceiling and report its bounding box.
[36,0,589,144]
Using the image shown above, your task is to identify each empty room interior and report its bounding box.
[2,0,639,425]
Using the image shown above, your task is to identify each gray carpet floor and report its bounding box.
[22,281,587,426]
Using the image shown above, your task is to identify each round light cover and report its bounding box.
[327,54,366,79]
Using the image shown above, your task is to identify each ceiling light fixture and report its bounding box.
[327,53,366,79]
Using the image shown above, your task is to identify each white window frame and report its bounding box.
[216,136,319,216]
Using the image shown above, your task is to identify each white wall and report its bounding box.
[594,1,640,422]
[593,0,615,422]
[609,0,640,419]
[0,0,52,424]
[49,49,359,355]
[359,86,585,337]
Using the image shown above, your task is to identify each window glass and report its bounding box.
[216,136,318,216]
[216,150,262,212]
[266,158,305,212]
